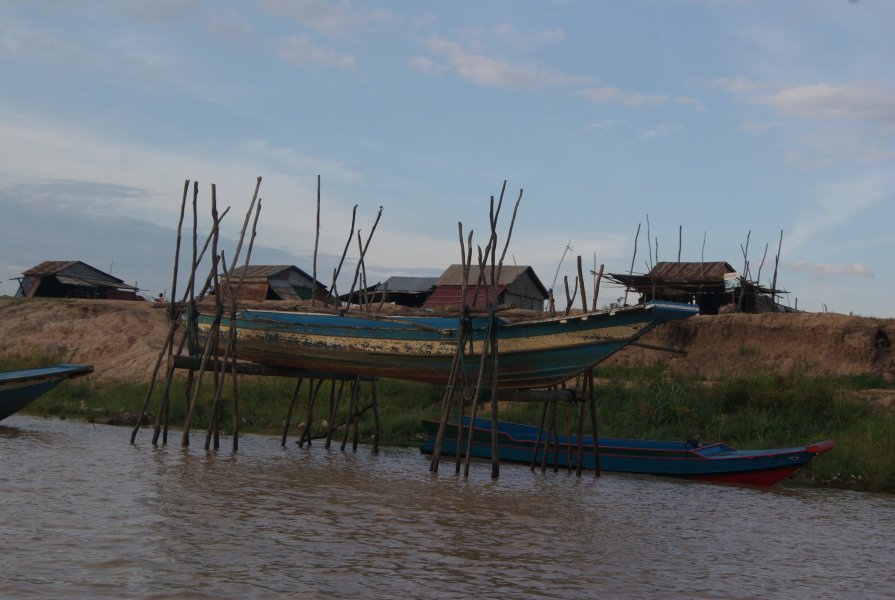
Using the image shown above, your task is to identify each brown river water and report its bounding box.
[1,416,893,599]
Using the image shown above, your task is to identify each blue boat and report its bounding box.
[420,417,834,486]
[199,300,698,389]
[0,364,94,421]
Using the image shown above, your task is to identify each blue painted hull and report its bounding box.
[421,417,834,486]
[0,364,94,421]
[200,301,698,389]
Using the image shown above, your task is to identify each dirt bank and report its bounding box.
[1,298,893,387]
[604,312,895,383]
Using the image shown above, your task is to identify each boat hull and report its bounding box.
[198,301,698,389]
[0,364,94,421]
[420,418,834,486]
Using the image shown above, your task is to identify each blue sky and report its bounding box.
[1,0,893,316]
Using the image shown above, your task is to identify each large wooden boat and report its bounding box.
[197,300,698,389]
[420,417,834,486]
[0,364,94,421]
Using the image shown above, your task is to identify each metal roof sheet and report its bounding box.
[381,276,438,293]
[647,261,736,280]
[434,264,547,294]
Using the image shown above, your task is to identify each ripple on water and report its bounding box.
[1,416,893,599]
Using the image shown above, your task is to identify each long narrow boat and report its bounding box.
[0,364,94,421]
[420,417,834,486]
[197,300,698,389]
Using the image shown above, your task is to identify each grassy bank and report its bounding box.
[10,359,894,493]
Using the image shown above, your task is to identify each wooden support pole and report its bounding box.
[592,263,604,312]
[575,389,586,477]
[588,368,601,477]
[577,255,588,312]
[530,400,549,471]
[325,379,346,450]
[371,378,380,454]
[281,378,304,447]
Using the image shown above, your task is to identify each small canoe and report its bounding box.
[0,364,94,421]
[420,417,834,486]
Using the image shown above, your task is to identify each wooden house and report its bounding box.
[423,265,548,311]
[15,260,143,300]
[604,261,781,314]
[225,265,329,303]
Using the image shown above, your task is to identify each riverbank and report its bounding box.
[15,365,894,493]
[2,296,894,491]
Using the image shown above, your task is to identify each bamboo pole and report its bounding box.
[326,205,357,307]
[299,379,324,448]
[325,379,346,449]
[591,263,604,312]
[430,224,472,472]
[624,223,640,306]
[588,367,600,477]
[371,378,380,454]
[281,378,304,447]
[342,206,383,315]
[312,175,321,305]
[530,400,549,470]
[577,255,588,312]
[771,230,783,307]
[341,377,358,452]
[575,388,586,477]
[131,179,190,444]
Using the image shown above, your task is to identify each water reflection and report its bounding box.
[1,416,892,599]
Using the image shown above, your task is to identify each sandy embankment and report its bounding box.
[1,298,893,406]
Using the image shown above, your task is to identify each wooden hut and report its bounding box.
[423,265,547,311]
[604,261,781,314]
[15,260,143,300]
[224,265,329,303]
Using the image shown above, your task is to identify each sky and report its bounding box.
[1,0,893,317]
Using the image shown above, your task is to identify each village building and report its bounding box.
[604,261,784,315]
[15,260,143,300]
[340,276,439,308]
[224,265,329,303]
[423,264,548,311]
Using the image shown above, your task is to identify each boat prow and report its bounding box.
[0,364,94,421]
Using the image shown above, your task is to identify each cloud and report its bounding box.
[275,34,356,69]
[119,1,255,41]
[710,76,769,93]
[412,35,592,90]
[790,260,874,278]
[638,122,682,140]
[674,96,707,111]
[578,86,667,107]
[261,0,401,38]
[755,83,895,122]
[493,24,565,52]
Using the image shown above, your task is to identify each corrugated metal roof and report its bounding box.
[22,260,132,288]
[228,264,299,282]
[381,276,438,293]
[24,261,83,276]
[268,279,305,301]
[435,264,547,293]
[647,261,736,280]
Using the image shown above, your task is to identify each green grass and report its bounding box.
[8,354,894,493]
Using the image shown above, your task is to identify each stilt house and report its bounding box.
[604,261,783,314]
